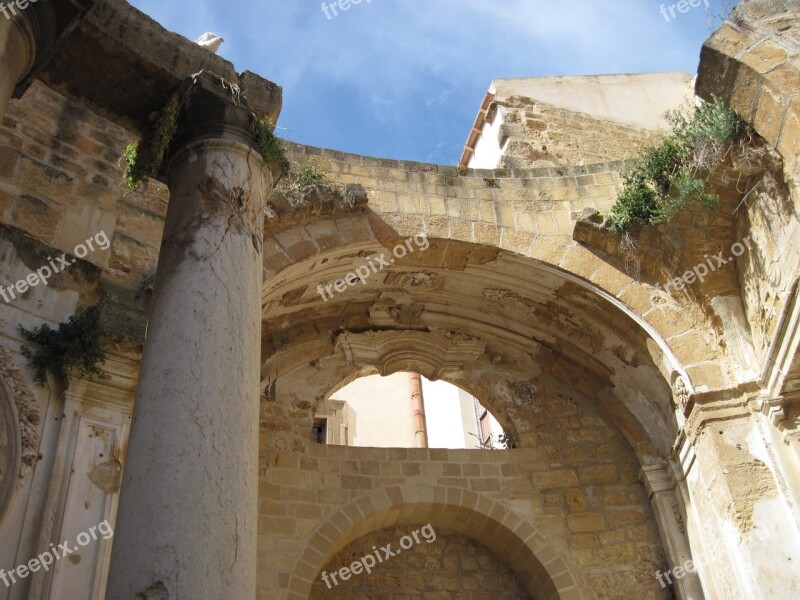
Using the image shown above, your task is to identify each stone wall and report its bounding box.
[308,525,531,600]
[0,2,798,597]
[697,2,800,368]
[495,97,662,169]
[1,81,736,394]
[0,82,163,289]
[277,139,622,243]
[258,372,670,599]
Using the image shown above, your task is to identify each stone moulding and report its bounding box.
[0,346,40,524]
[264,182,369,231]
[0,347,39,477]
[335,329,486,381]
[759,275,800,422]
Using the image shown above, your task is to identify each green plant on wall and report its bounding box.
[123,93,181,190]
[293,165,326,189]
[608,96,750,233]
[19,305,108,386]
[254,116,290,174]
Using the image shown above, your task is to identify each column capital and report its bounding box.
[640,464,675,497]
[757,393,787,426]
[682,381,760,440]
[128,71,288,188]
[170,71,262,153]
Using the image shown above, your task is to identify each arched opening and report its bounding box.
[289,486,573,599]
[261,235,683,600]
[314,372,511,449]
[310,523,531,598]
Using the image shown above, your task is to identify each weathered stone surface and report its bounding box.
[0,1,798,600]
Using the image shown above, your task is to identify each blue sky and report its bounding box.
[127,0,734,165]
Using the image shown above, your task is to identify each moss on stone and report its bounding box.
[254,116,289,175]
[123,93,181,190]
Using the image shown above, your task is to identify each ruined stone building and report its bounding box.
[0,0,798,598]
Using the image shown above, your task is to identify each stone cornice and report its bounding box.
[683,381,761,439]
[263,183,369,232]
[31,0,281,132]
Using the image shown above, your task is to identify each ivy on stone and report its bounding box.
[19,305,108,386]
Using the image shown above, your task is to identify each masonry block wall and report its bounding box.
[697,6,800,366]
[277,139,623,244]
[493,97,662,169]
[258,365,670,599]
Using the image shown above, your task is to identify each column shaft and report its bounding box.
[107,136,269,599]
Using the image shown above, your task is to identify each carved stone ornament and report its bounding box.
[673,375,690,411]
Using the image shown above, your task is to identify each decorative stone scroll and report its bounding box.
[335,329,486,381]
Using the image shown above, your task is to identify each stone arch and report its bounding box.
[267,151,738,392]
[264,215,732,392]
[264,326,667,460]
[262,234,697,460]
[287,483,582,600]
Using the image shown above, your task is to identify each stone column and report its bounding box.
[642,464,705,600]
[107,73,275,599]
[0,13,36,122]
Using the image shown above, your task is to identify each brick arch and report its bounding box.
[287,483,582,600]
